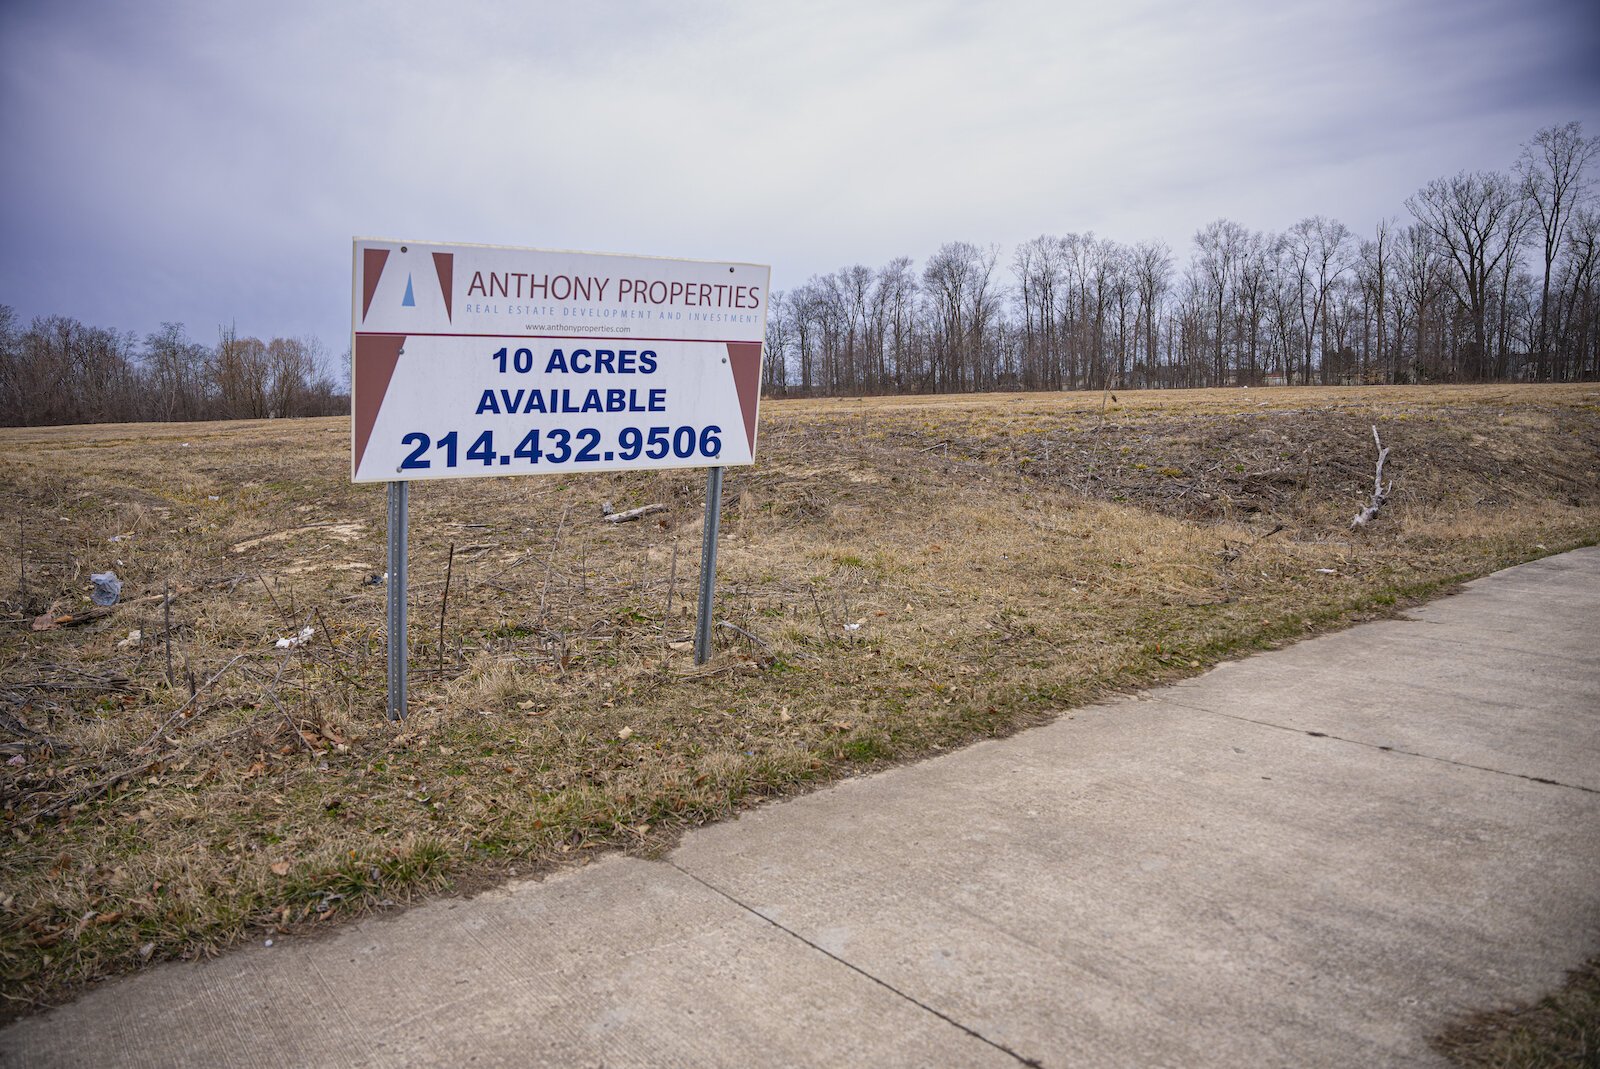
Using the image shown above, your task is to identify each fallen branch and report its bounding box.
[31,607,114,631]
[603,503,666,524]
[6,679,129,692]
[438,541,455,675]
[0,710,71,752]
[261,687,318,755]
[716,620,771,650]
[1350,425,1393,529]
[137,653,248,749]
[163,582,175,688]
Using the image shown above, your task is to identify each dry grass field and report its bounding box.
[2,384,1599,1017]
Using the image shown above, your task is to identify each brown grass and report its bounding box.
[1434,957,1600,1068]
[2,385,1599,1018]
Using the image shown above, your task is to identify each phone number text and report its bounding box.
[398,425,723,471]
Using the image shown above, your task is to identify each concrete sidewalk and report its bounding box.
[5,548,1598,1068]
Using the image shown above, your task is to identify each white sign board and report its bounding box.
[351,239,770,483]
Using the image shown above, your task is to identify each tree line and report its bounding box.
[4,123,1594,427]
[764,122,1600,394]
[0,314,346,427]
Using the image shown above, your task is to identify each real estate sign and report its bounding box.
[351,239,770,483]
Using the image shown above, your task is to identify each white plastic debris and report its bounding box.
[116,629,142,649]
[1315,568,1338,574]
[90,571,123,606]
[275,625,316,649]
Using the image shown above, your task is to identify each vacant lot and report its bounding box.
[3,384,1598,1016]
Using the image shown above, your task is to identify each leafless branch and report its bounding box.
[1350,425,1393,529]
[603,503,666,524]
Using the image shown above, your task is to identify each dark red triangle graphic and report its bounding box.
[353,334,405,476]
[361,248,390,321]
[726,342,764,454]
[432,252,454,321]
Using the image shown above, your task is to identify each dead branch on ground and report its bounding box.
[1350,426,1393,529]
[603,503,666,524]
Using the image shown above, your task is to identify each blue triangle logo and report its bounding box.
[402,274,416,307]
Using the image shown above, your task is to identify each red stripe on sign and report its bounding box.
[361,248,390,321]
[432,252,454,321]
[726,341,763,453]
[352,334,405,476]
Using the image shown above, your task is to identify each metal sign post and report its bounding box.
[386,480,408,720]
[693,466,724,665]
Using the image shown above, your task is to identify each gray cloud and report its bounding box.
[2,0,1596,356]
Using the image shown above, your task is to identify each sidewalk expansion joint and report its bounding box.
[1165,700,1600,795]
[667,861,1045,1068]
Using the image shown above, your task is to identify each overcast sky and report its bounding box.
[3,0,1597,362]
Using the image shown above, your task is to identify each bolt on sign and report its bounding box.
[351,239,770,483]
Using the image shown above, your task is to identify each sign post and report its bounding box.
[693,467,724,665]
[385,480,408,720]
[351,239,769,713]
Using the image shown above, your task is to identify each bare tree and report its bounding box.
[1013,236,1064,389]
[142,323,211,421]
[211,326,271,419]
[0,306,22,425]
[1194,219,1249,384]
[1517,122,1600,380]
[267,337,317,417]
[1130,241,1172,387]
[922,242,998,393]
[763,291,792,394]
[1235,231,1277,384]
[1397,223,1447,380]
[1554,208,1600,379]
[1286,216,1351,384]
[1406,172,1531,380]
[1356,219,1394,383]
[1106,245,1136,388]
[875,258,918,393]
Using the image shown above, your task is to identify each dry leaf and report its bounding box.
[270,861,291,876]
[617,726,634,740]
